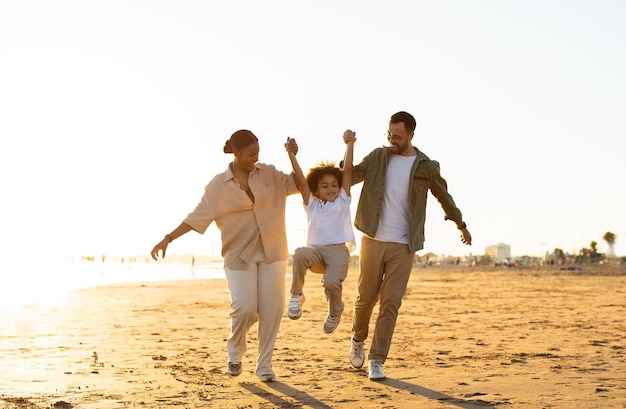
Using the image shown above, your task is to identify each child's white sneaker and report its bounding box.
[323,313,341,333]
[288,293,304,320]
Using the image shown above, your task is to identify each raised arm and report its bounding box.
[285,137,310,205]
[342,130,356,196]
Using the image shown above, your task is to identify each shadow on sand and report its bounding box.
[382,377,498,408]
[241,378,498,408]
[240,382,334,409]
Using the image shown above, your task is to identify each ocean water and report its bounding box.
[0,258,226,310]
[65,257,227,286]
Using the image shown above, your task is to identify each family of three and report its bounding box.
[150,111,472,382]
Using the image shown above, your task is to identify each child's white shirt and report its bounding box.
[304,187,356,252]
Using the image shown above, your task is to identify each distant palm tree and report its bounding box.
[603,231,617,257]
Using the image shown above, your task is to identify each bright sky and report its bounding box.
[2,0,625,267]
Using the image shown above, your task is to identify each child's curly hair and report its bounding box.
[306,161,343,196]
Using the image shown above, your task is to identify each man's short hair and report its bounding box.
[390,111,416,133]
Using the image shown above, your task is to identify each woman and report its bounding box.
[150,129,299,382]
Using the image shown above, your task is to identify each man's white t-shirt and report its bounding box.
[304,187,356,252]
[373,154,416,244]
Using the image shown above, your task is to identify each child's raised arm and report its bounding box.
[285,137,310,205]
[342,130,356,197]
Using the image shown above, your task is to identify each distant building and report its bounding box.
[485,243,511,261]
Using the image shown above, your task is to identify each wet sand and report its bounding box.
[1,264,625,408]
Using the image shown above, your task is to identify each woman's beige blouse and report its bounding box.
[184,163,298,270]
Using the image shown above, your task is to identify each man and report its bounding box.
[345,111,472,380]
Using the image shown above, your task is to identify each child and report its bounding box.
[285,131,356,333]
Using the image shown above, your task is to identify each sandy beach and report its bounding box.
[1,264,625,408]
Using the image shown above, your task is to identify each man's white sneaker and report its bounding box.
[349,338,365,368]
[288,294,305,320]
[323,313,341,333]
[368,359,386,381]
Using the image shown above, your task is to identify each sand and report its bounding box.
[1,264,625,408]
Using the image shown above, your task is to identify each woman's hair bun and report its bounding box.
[223,139,234,154]
[224,130,258,154]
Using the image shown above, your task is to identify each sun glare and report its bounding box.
[0,256,103,311]
[0,263,72,311]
